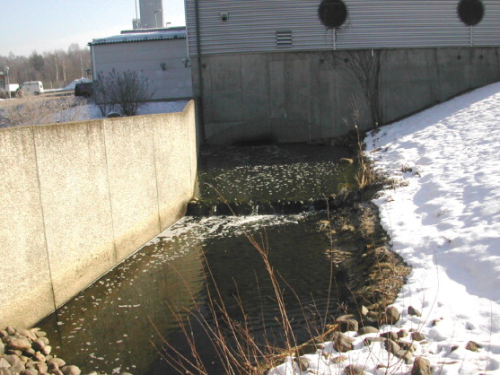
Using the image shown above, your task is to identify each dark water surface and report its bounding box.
[198,144,356,202]
[37,144,356,374]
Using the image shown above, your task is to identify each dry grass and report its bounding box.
[0,96,86,127]
[354,125,378,191]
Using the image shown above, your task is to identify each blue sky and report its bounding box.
[0,0,186,57]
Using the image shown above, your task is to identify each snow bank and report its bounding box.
[271,83,500,374]
[68,100,189,121]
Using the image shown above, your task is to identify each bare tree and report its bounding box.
[0,45,91,89]
[29,51,45,77]
[340,49,385,128]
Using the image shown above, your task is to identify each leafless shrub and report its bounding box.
[92,72,115,117]
[92,69,155,117]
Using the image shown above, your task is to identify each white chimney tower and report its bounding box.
[139,0,164,29]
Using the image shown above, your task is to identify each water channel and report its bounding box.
[37,144,360,374]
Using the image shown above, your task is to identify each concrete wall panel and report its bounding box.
[271,118,311,144]
[33,122,116,307]
[104,116,161,262]
[154,103,198,229]
[269,59,286,120]
[470,48,500,88]
[210,55,244,123]
[203,121,242,145]
[196,60,213,123]
[310,55,335,140]
[436,48,472,102]
[286,56,311,123]
[381,49,440,124]
[0,127,54,327]
[241,54,271,124]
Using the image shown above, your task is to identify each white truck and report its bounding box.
[0,83,19,98]
[21,81,44,95]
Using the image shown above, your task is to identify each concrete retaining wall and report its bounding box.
[192,47,500,145]
[0,101,197,328]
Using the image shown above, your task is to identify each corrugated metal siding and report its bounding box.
[474,2,500,45]
[337,1,468,48]
[186,0,500,56]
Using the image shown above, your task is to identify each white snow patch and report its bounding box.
[271,82,500,374]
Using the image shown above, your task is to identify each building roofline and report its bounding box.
[89,27,186,46]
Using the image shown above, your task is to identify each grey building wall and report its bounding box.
[193,47,500,145]
[140,0,164,29]
[0,102,198,328]
[91,38,193,100]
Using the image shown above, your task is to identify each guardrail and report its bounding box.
[41,89,74,97]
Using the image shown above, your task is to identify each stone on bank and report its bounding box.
[0,327,132,375]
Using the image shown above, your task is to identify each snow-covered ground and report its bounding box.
[76,100,189,120]
[0,98,188,128]
[48,100,188,124]
[271,83,500,374]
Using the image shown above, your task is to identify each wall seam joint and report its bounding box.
[102,120,119,264]
[31,126,58,313]
[151,119,163,231]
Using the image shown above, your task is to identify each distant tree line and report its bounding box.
[0,43,91,89]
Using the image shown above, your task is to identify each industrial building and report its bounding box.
[185,0,500,145]
[89,27,192,101]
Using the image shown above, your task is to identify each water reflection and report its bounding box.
[37,214,339,374]
[38,226,205,374]
[202,215,339,346]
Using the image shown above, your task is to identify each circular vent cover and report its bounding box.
[318,0,348,29]
[457,0,484,26]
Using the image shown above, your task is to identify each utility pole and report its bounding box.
[5,66,10,99]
